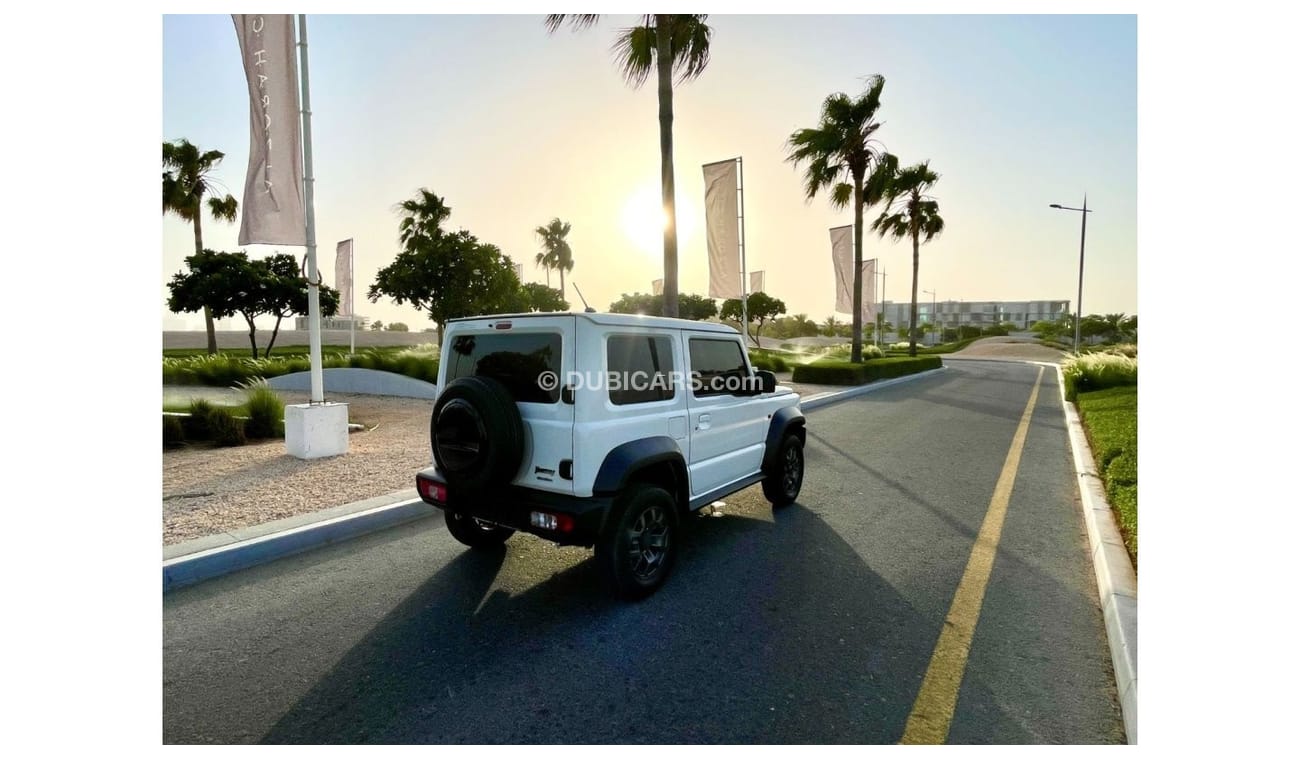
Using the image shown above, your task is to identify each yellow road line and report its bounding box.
[900,365,1045,744]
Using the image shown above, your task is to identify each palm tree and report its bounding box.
[534,218,575,300]
[785,75,890,363]
[545,14,713,318]
[397,188,452,247]
[163,139,239,354]
[871,158,945,357]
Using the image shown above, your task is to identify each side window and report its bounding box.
[606,334,675,405]
[689,338,748,398]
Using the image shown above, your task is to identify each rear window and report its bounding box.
[444,331,561,403]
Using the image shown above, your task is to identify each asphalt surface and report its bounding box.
[163,358,1125,744]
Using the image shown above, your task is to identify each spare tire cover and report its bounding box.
[430,375,525,492]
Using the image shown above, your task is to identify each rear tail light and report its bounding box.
[530,511,574,532]
[419,479,447,504]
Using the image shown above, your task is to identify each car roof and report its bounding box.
[447,311,739,334]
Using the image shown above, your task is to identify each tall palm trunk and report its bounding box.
[851,176,864,363]
[656,15,679,318]
[909,206,920,357]
[559,267,566,301]
[191,211,217,354]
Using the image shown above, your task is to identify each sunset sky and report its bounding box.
[162,14,1136,330]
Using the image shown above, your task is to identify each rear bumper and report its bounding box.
[416,468,613,547]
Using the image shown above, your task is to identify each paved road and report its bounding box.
[163,358,1124,744]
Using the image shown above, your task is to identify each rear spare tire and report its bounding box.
[431,376,525,493]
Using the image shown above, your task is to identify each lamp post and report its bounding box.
[1050,196,1094,354]
[923,289,937,345]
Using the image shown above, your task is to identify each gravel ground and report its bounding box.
[163,391,433,545]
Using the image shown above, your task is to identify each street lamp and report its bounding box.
[923,289,937,345]
[1050,196,1094,354]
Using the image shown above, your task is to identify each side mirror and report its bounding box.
[756,370,777,394]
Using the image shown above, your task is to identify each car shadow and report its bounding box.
[257,497,1026,744]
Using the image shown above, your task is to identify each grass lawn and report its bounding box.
[1075,385,1138,565]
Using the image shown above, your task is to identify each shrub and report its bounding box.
[239,380,284,439]
[890,342,912,351]
[748,350,790,373]
[207,406,247,447]
[164,348,439,386]
[861,344,885,359]
[163,415,186,448]
[792,361,867,385]
[1062,352,1138,401]
[184,398,215,440]
[791,356,940,385]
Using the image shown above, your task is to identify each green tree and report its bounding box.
[721,292,786,344]
[369,189,521,344]
[259,253,339,357]
[387,322,409,332]
[370,320,384,331]
[822,315,841,337]
[163,139,239,355]
[785,75,890,363]
[608,292,716,320]
[167,251,338,359]
[533,218,575,299]
[1079,314,1110,343]
[1102,313,1128,343]
[871,157,945,357]
[515,282,570,312]
[678,293,719,320]
[546,14,713,318]
[1121,314,1137,342]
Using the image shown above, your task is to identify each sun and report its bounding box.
[621,182,696,261]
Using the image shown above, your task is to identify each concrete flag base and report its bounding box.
[285,402,349,459]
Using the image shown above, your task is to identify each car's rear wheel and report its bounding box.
[445,511,515,549]
[595,484,679,599]
[762,433,804,507]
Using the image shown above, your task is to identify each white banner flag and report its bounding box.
[335,239,353,317]
[861,258,877,325]
[703,159,741,299]
[652,278,664,296]
[750,270,765,294]
[831,225,854,314]
[233,14,307,246]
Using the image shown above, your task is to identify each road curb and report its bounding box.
[1053,363,1138,744]
[163,490,437,593]
[800,365,946,411]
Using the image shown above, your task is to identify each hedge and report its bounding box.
[791,356,941,385]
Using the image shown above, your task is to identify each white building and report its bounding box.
[880,299,1070,331]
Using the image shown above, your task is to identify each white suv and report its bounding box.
[415,312,806,598]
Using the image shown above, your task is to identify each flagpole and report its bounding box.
[879,267,887,348]
[737,156,749,347]
[296,14,323,404]
[349,240,355,355]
